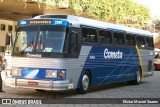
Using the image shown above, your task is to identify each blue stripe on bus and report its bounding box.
[77,46,140,88]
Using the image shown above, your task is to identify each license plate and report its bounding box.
[28,81,38,86]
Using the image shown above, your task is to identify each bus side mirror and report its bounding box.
[0,46,5,52]
[5,35,10,45]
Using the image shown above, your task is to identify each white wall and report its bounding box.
[153,33,159,43]
[0,19,17,57]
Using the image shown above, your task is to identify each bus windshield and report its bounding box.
[13,25,67,54]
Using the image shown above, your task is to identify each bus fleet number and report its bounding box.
[55,21,62,24]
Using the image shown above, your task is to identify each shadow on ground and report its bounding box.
[6,81,148,98]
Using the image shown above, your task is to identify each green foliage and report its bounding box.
[19,0,151,29]
[70,0,151,28]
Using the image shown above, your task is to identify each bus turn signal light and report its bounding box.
[58,70,65,79]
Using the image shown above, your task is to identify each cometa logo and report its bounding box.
[26,53,42,58]
[104,48,123,59]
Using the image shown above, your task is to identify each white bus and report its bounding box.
[0,15,154,94]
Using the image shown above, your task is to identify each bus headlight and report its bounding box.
[58,70,66,79]
[13,69,22,76]
[46,70,57,78]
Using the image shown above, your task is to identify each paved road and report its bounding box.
[0,71,160,107]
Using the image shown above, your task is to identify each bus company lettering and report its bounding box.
[104,48,123,59]
[26,53,42,58]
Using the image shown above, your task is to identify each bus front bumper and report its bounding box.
[4,78,73,90]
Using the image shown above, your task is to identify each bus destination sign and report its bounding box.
[29,20,52,25]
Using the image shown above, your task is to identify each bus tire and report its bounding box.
[127,68,142,85]
[35,89,46,92]
[76,71,90,94]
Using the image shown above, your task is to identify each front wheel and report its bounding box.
[128,68,142,85]
[76,72,90,94]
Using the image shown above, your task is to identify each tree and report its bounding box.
[151,18,160,43]
[19,0,151,29]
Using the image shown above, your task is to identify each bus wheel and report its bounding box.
[35,89,46,92]
[128,68,142,85]
[77,72,90,94]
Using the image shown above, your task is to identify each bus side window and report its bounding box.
[126,34,135,46]
[145,37,150,48]
[98,30,106,43]
[113,32,119,45]
[126,34,130,45]
[136,36,141,46]
[82,27,97,43]
[70,31,78,53]
[141,37,145,47]
[149,37,154,48]
[82,27,89,42]
[106,31,112,44]
[136,36,145,47]
[90,29,97,42]
[119,33,125,45]
[130,35,136,46]
[113,32,124,45]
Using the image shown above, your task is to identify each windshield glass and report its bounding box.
[14,25,67,53]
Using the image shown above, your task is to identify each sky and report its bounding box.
[133,0,160,18]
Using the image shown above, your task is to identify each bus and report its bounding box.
[0,15,154,94]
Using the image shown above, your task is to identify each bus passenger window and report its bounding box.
[145,37,150,47]
[126,34,135,46]
[82,27,97,43]
[90,35,96,42]
[119,33,125,45]
[98,36,103,43]
[106,31,112,44]
[149,37,154,48]
[126,34,130,45]
[136,36,140,46]
[106,37,111,44]
[90,29,97,42]
[119,39,123,45]
[113,32,118,45]
[99,30,112,44]
[98,30,106,43]
[82,27,89,42]
[113,32,124,45]
[86,34,90,42]
[70,32,78,53]
[141,37,145,47]
[136,36,145,47]
[130,35,135,46]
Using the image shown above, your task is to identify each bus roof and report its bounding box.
[33,14,152,37]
